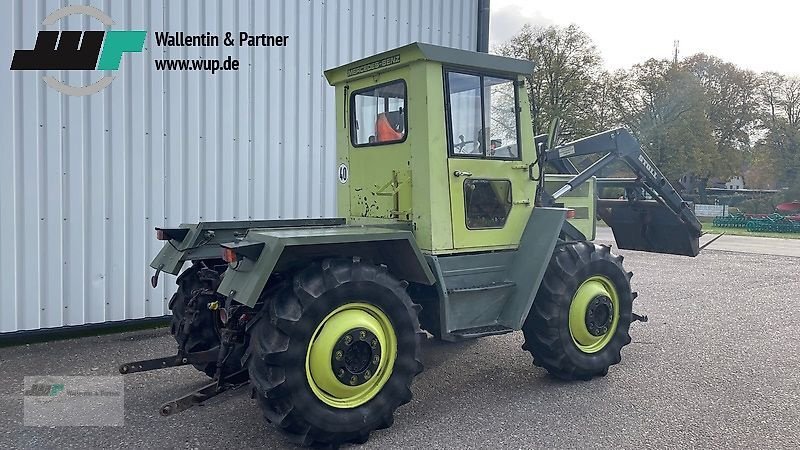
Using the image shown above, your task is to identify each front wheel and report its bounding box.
[522,242,634,380]
[247,258,425,447]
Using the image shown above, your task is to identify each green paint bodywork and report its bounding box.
[216,225,435,307]
[149,219,345,274]
[426,207,567,341]
[327,43,550,254]
[545,174,597,240]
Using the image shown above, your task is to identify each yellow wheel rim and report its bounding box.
[305,303,397,408]
[568,276,619,353]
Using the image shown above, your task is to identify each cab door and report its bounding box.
[444,70,534,250]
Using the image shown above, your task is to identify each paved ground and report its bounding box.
[1,238,799,449]
[596,226,800,258]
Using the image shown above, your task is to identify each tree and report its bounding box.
[682,54,760,179]
[495,24,605,141]
[612,58,716,180]
[757,72,800,191]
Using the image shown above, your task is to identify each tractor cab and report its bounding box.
[324,43,594,254]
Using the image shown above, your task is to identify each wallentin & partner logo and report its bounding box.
[10,5,145,96]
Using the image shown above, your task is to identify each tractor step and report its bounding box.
[446,281,516,294]
[450,324,514,339]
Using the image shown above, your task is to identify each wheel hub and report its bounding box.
[331,328,382,386]
[585,295,614,336]
[568,276,620,353]
[305,303,397,409]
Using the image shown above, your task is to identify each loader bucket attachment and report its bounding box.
[599,199,700,257]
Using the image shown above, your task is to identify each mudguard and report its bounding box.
[217,226,436,307]
[149,219,346,275]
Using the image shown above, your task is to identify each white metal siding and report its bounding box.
[0,0,478,333]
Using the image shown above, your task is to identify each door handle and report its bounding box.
[453,171,473,177]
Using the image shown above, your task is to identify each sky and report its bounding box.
[490,0,800,76]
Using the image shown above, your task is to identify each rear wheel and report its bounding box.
[247,258,424,447]
[169,261,244,379]
[522,242,634,380]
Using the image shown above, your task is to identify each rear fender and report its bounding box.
[149,219,346,275]
[217,226,435,307]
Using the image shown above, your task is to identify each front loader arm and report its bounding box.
[542,128,702,256]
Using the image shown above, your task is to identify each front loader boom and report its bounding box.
[543,128,702,256]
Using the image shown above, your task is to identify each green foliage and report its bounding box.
[495,24,604,141]
[496,24,799,191]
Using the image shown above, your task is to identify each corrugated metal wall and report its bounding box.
[0,0,478,333]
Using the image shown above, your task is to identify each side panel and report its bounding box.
[410,62,454,252]
[339,67,413,221]
[545,174,597,240]
[423,207,566,340]
[217,226,435,307]
[499,207,566,329]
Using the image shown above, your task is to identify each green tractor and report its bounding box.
[121,43,703,446]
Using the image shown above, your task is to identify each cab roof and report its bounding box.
[324,42,534,85]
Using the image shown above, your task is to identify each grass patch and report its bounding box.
[701,224,800,240]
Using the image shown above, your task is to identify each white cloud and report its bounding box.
[490,0,800,76]
[489,5,552,45]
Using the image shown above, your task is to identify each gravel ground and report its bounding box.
[1,246,798,449]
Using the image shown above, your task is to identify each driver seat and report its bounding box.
[376,113,404,142]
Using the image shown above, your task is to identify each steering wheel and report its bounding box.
[454,140,479,153]
[453,133,481,154]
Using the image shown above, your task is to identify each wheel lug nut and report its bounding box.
[338,369,345,377]
[344,335,352,345]
[349,376,358,385]
[364,369,371,380]
[359,330,367,340]
[372,355,380,365]
[335,350,343,360]
[371,339,378,348]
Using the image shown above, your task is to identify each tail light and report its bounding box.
[155,227,189,241]
[220,241,265,264]
[222,247,239,264]
[566,209,577,219]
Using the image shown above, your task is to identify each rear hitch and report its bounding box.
[118,348,218,374]
[158,368,249,416]
[119,318,250,416]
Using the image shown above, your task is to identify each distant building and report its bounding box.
[726,176,745,190]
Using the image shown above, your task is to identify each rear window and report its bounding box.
[350,80,407,147]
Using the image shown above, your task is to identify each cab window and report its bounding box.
[464,179,513,229]
[350,80,407,147]
[445,70,520,159]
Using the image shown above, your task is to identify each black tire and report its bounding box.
[247,258,425,447]
[169,262,244,379]
[522,242,634,380]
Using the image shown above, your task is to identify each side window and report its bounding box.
[350,80,407,146]
[447,72,483,155]
[485,77,519,159]
[446,71,520,159]
[463,179,513,229]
